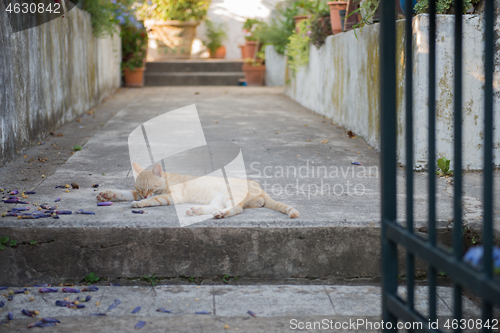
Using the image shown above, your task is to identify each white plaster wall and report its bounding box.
[285,14,500,170]
[265,45,286,86]
[195,0,285,59]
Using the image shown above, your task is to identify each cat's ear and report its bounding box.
[132,162,144,175]
[152,163,163,177]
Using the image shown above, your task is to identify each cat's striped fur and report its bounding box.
[96,163,300,219]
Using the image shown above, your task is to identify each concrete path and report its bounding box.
[0,285,482,332]
[0,87,498,284]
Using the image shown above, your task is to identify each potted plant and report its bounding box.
[327,1,348,34]
[121,22,149,87]
[241,18,264,59]
[204,20,227,59]
[138,0,210,59]
[292,0,328,32]
[242,50,266,86]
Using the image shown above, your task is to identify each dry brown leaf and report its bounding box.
[321,139,329,144]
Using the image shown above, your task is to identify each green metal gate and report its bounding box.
[380,0,500,331]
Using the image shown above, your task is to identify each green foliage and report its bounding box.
[293,0,329,16]
[287,19,311,72]
[29,240,37,246]
[9,240,17,247]
[187,276,195,283]
[73,145,82,151]
[142,273,159,287]
[121,24,148,71]
[310,12,332,48]
[414,0,475,14]
[138,0,210,22]
[436,156,453,177]
[204,20,227,54]
[84,272,100,285]
[346,0,379,38]
[251,8,295,55]
[0,236,9,250]
[82,0,119,37]
[243,18,267,41]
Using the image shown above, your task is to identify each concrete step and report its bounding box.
[145,60,245,86]
[145,60,244,73]
[145,72,244,86]
[0,285,483,332]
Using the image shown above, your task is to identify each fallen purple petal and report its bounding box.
[39,287,58,293]
[54,210,72,215]
[7,311,13,320]
[38,322,56,327]
[195,311,211,314]
[17,201,29,204]
[62,287,80,293]
[28,320,44,328]
[108,302,119,310]
[12,206,30,211]
[55,185,66,189]
[22,309,37,317]
[41,317,60,324]
[55,300,71,307]
[0,287,7,290]
[84,295,92,302]
[24,191,36,194]
[75,304,85,308]
[2,212,17,217]
[92,184,99,188]
[0,300,5,308]
[55,197,61,202]
[3,199,19,203]
[81,286,98,292]
[156,308,171,313]
[351,162,362,166]
[135,321,146,329]
[76,209,96,215]
[247,310,257,317]
[33,284,50,287]
[11,190,18,195]
[132,210,145,214]
[131,306,141,314]
[52,215,60,219]
[97,201,113,206]
[14,288,27,294]
[90,313,107,316]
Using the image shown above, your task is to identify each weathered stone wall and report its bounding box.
[0,5,121,165]
[265,45,286,86]
[285,14,500,170]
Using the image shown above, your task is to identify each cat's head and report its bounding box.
[132,162,167,199]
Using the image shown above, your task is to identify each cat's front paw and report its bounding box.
[131,200,145,208]
[97,191,117,202]
[212,210,227,219]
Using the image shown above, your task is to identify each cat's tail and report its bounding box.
[263,193,300,218]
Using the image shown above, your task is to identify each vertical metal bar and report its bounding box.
[482,0,494,331]
[405,0,415,314]
[453,1,463,330]
[380,0,398,329]
[428,0,437,323]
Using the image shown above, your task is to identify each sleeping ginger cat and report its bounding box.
[96,163,300,219]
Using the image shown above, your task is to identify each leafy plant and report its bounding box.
[121,23,148,71]
[287,19,311,72]
[243,18,266,42]
[9,240,17,247]
[0,236,9,250]
[82,0,131,37]
[346,0,379,38]
[29,240,37,246]
[204,20,227,54]
[187,276,195,283]
[436,156,453,177]
[84,272,100,285]
[414,0,476,14]
[309,12,332,48]
[142,273,159,287]
[293,0,329,16]
[73,145,82,151]
[138,0,210,22]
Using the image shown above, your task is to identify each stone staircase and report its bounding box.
[145,59,245,86]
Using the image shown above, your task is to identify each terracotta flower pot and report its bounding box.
[327,2,348,34]
[242,64,265,86]
[123,67,145,87]
[241,41,261,59]
[209,46,226,59]
[144,20,199,60]
[293,15,310,33]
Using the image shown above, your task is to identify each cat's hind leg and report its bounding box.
[97,190,140,202]
[186,193,225,216]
